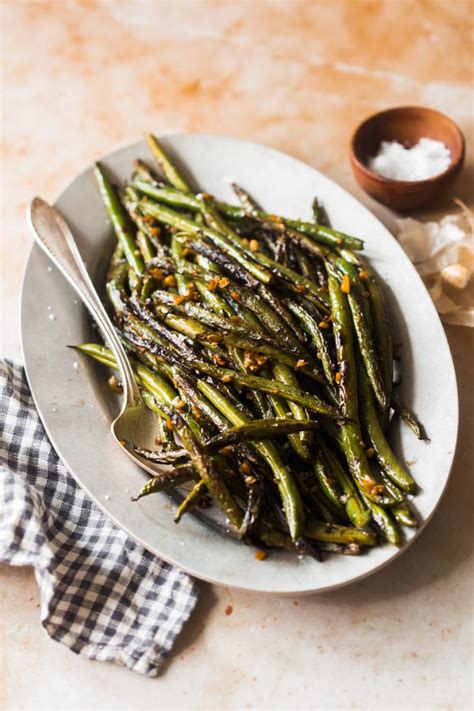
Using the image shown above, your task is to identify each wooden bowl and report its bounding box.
[350,106,465,211]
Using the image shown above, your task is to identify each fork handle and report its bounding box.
[27,197,141,407]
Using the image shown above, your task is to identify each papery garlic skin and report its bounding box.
[398,205,474,327]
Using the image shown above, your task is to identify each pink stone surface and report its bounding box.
[1,2,472,708]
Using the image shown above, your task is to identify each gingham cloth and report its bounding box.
[0,359,198,676]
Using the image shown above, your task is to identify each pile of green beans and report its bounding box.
[76,133,426,559]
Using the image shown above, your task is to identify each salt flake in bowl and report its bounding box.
[368,138,451,182]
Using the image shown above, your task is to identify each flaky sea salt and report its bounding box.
[368,138,451,181]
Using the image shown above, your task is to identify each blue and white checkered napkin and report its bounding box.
[0,359,198,676]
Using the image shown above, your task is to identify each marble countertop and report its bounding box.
[1,2,472,709]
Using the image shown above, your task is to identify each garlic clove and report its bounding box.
[441,264,470,289]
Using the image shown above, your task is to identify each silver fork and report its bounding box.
[27,197,166,477]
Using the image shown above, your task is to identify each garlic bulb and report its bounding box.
[397,202,474,327]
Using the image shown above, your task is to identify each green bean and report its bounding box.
[305,521,377,546]
[391,394,428,441]
[294,248,319,281]
[71,343,117,369]
[327,274,387,505]
[318,440,370,528]
[156,306,206,339]
[333,257,386,409]
[136,230,155,263]
[253,250,330,306]
[134,362,178,406]
[220,284,308,357]
[225,210,364,251]
[268,392,310,461]
[313,452,346,514]
[258,284,307,343]
[188,236,262,289]
[199,195,247,249]
[147,133,193,192]
[195,277,234,316]
[377,468,407,504]
[122,188,166,256]
[108,241,125,272]
[168,252,233,314]
[392,502,418,528]
[127,266,140,293]
[95,163,144,275]
[172,414,244,530]
[171,366,234,432]
[257,524,296,551]
[197,380,305,540]
[360,492,403,546]
[174,481,208,523]
[312,197,329,226]
[340,248,393,412]
[132,178,199,210]
[127,300,196,361]
[357,357,417,494]
[127,415,313,469]
[132,158,158,184]
[272,363,312,445]
[286,300,335,384]
[365,273,392,410]
[231,182,261,214]
[204,418,319,450]
[282,226,331,260]
[194,251,220,273]
[140,390,174,443]
[132,465,197,501]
